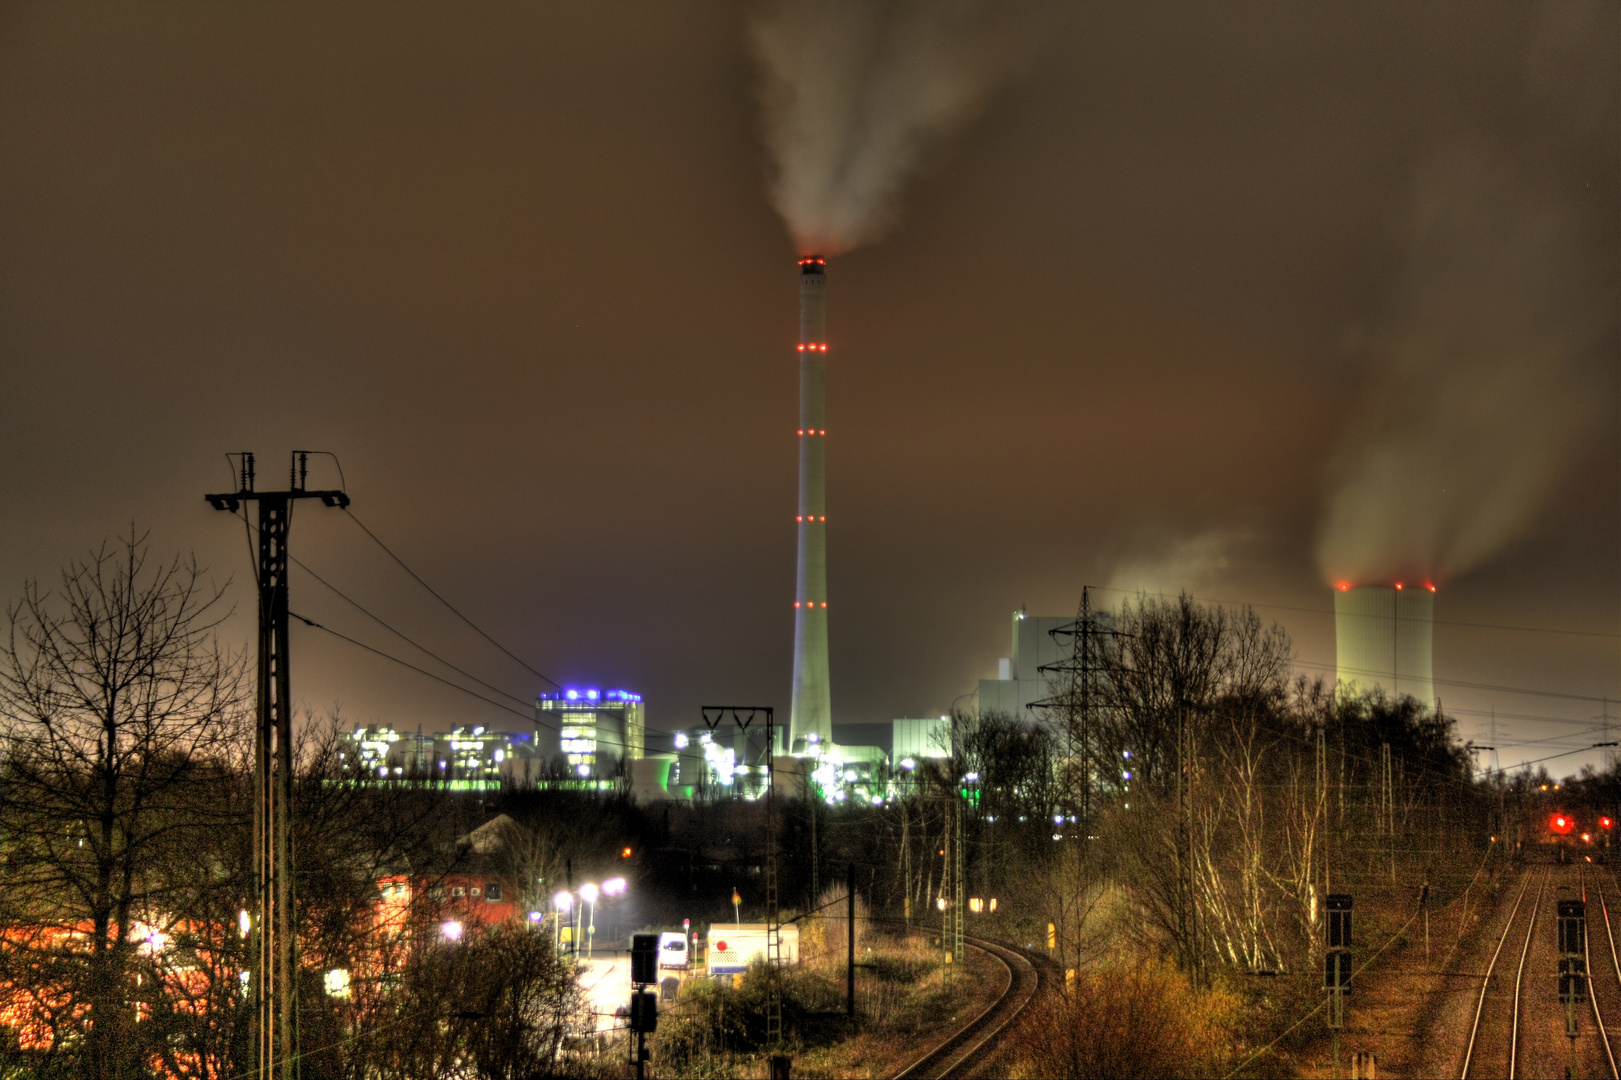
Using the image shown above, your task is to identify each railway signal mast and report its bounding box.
[1558,897,1587,1071]
[1325,894,1352,1078]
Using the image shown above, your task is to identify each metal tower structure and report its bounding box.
[790,255,832,752]
[207,452,349,1080]
[701,707,781,1045]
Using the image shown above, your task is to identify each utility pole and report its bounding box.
[900,800,911,927]
[1318,727,1329,901]
[952,793,965,968]
[1381,743,1395,883]
[207,451,349,1080]
[846,861,856,1017]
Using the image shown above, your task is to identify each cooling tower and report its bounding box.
[1333,584,1435,706]
[790,256,832,752]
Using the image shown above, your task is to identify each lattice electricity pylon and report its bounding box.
[1033,587,1121,835]
[701,707,780,1046]
[207,452,349,1080]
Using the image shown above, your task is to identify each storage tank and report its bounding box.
[1333,583,1435,706]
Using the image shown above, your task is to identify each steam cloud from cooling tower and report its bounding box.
[751,0,1029,255]
[1314,146,1607,589]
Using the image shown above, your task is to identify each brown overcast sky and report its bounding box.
[0,3,1615,769]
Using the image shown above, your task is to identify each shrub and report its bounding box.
[1011,961,1236,1079]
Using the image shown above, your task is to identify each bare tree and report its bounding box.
[0,531,249,1076]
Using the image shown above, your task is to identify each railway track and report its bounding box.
[1461,866,1544,1079]
[1460,861,1621,1080]
[1585,863,1621,1078]
[891,936,1043,1079]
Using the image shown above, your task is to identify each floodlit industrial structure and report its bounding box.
[790,255,833,755]
[1333,583,1436,706]
[536,687,646,778]
[342,685,647,791]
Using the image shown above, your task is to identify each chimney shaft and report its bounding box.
[791,257,833,751]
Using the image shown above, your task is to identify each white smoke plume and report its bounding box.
[1315,145,1607,587]
[750,0,1030,255]
[1107,530,1241,599]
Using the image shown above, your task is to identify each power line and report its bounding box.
[292,609,693,744]
[291,612,555,732]
[235,504,547,714]
[1093,584,1620,640]
[289,558,536,712]
[1289,656,1616,707]
[343,508,560,689]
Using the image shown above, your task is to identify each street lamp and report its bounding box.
[580,883,599,961]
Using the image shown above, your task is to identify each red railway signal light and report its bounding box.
[1552,814,1575,835]
[1602,817,1613,831]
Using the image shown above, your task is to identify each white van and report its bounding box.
[658,930,689,970]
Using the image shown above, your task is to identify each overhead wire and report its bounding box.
[343,508,560,689]
[291,613,554,732]
[289,557,536,712]
[1092,583,1620,641]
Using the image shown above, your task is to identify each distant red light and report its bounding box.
[1394,582,1403,590]
[1603,817,1613,830]
[797,344,806,352]
[820,602,827,608]
[794,602,801,608]
[1337,582,1350,592]
[1427,584,1436,592]
[1552,814,1574,835]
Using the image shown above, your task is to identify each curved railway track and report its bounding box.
[891,937,1043,1079]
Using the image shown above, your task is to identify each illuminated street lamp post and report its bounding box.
[581,883,599,961]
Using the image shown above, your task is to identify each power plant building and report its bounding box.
[976,610,1076,719]
[1333,584,1436,706]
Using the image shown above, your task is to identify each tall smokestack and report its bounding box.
[1333,583,1436,706]
[791,255,832,753]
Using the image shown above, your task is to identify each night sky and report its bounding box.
[1,3,1615,771]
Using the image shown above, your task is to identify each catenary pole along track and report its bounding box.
[1461,867,1545,1080]
[891,937,1041,1079]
